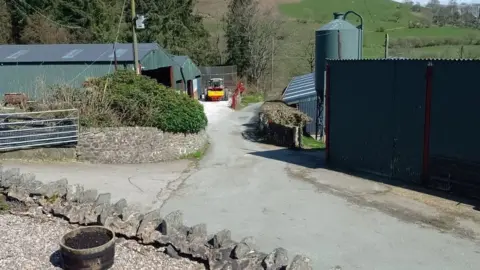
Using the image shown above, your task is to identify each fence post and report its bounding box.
[422,62,433,184]
[325,64,331,163]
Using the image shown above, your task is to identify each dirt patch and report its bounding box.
[64,230,111,249]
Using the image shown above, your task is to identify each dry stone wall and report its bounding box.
[77,127,208,163]
[0,166,313,270]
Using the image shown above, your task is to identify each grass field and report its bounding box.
[198,0,480,96]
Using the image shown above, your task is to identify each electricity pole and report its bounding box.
[131,0,140,74]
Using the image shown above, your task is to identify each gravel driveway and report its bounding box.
[0,213,204,270]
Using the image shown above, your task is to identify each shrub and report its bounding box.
[41,70,208,134]
[98,70,208,133]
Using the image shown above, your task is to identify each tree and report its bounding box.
[134,0,220,66]
[302,38,315,73]
[20,13,71,44]
[0,0,12,43]
[224,0,281,85]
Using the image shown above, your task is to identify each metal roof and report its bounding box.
[0,43,160,63]
[283,73,316,104]
[172,55,188,66]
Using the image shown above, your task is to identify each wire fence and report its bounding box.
[0,109,79,151]
[199,66,238,96]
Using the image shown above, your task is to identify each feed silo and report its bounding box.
[315,11,363,97]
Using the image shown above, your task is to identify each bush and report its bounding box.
[98,70,207,133]
[42,70,207,134]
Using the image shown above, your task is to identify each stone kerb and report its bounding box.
[0,166,313,270]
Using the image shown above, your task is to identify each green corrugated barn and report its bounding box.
[172,55,202,96]
[0,43,201,99]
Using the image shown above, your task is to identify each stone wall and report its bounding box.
[0,147,76,161]
[0,166,313,270]
[77,127,208,163]
[258,112,302,148]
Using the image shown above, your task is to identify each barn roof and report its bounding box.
[283,72,316,104]
[172,55,189,66]
[0,43,161,63]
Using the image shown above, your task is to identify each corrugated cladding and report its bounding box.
[327,58,480,197]
[0,43,159,63]
[282,72,320,135]
[0,43,176,99]
[283,73,316,104]
[172,55,201,90]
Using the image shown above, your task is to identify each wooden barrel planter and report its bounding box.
[59,226,116,270]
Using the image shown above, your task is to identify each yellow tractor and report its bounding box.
[206,78,227,101]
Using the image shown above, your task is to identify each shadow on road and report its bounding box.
[248,148,325,169]
[327,164,480,212]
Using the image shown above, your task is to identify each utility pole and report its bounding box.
[131,0,140,75]
[384,33,389,58]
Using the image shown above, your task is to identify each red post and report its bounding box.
[325,64,331,163]
[422,62,433,184]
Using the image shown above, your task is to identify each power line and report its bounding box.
[67,0,128,86]
[12,0,82,29]
[106,0,129,73]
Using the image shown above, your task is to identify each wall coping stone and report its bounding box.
[0,166,313,270]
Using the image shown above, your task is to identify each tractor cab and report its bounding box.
[208,78,224,90]
[206,78,226,101]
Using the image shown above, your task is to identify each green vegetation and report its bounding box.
[0,0,219,66]
[264,0,480,95]
[183,144,209,160]
[46,71,208,134]
[3,0,480,103]
[302,136,325,149]
[46,194,60,204]
[0,195,9,212]
[241,92,264,107]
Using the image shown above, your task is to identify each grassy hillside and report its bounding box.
[197,0,480,96]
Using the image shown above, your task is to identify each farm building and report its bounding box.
[172,55,202,97]
[282,72,322,137]
[0,43,197,99]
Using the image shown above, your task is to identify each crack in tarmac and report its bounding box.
[156,161,199,210]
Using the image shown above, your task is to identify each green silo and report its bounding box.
[315,11,363,96]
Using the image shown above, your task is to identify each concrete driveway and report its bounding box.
[161,102,480,270]
[2,159,193,212]
[3,101,480,269]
